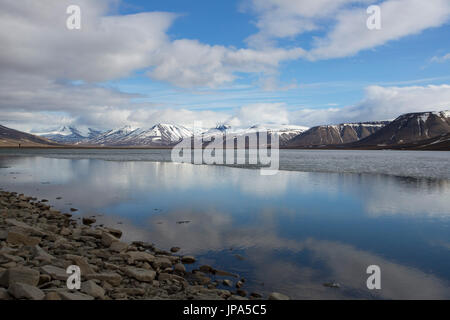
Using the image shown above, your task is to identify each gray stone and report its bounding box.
[116,287,145,296]
[40,265,67,281]
[0,253,24,263]
[125,267,156,282]
[5,219,45,236]
[153,257,172,269]
[44,292,61,300]
[222,279,233,287]
[65,254,95,274]
[199,265,215,273]
[109,241,128,253]
[0,287,10,300]
[81,280,105,299]
[181,255,196,264]
[7,231,41,246]
[101,232,119,247]
[228,295,248,300]
[82,217,96,226]
[81,229,102,239]
[103,227,122,239]
[127,251,155,264]
[59,291,95,300]
[60,228,71,236]
[32,245,56,262]
[0,267,40,287]
[8,282,45,300]
[268,292,290,300]
[85,273,122,286]
[173,263,186,274]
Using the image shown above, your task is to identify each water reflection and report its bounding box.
[0,155,449,299]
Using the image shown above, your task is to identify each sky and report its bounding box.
[1,0,450,132]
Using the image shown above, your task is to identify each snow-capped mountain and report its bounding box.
[247,124,309,145]
[199,124,309,146]
[17,110,450,149]
[76,123,309,146]
[81,124,193,146]
[36,126,102,144]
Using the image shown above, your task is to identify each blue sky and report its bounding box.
[108,0,450,120]
[1,0,450,131]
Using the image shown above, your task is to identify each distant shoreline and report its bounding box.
[0,145,449,151]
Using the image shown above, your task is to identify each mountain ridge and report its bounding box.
[3,109,449,150]
[286,121,390,147]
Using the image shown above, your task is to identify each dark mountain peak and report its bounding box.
[215,124,231,131]
[355,110,450,146]
[287,121,388,147]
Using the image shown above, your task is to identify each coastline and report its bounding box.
[0,190,276,300]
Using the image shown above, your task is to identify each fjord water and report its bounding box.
[1,149,449,299]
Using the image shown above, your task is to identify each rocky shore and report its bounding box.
[0,190,290,300]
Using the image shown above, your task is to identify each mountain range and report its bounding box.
[34,123,309,147]
[0,110,449,150]
[37,126,102,144]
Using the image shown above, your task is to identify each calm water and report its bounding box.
[0,149,449,299]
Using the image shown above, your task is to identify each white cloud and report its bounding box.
[0,0,308,132]
[229,103,290,127]
[3,84,450,132]
[244,0,450,60]
[0,0,175,82]
[242,0,372,47]
[431,53,450,63]
[309,0,450,60]
[0,0,304,90]
[148,39,304,88]
[290,84,450,126]
[352,84,450,121]
[1,0,450,132]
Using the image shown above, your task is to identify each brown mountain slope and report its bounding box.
[287,122,389,147]
[0,125,59,147]
[353,110,450,147]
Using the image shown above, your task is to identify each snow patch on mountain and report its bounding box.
[36,126,103,144]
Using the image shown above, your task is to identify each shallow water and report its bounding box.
[0,148,449,299]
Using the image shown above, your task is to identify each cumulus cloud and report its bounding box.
[0,0,303,88]
[4,84,450,132]
[147,40,304,88]
[309,0,450,60]
[228,103,290,127]
[242,0,372,48]
[0,0,307,131]
[1,0,450,132]
[290,84,450,126]
[243,0,450,60]
[431,53,450,63]
[350,84,450,120]
[0,0,175,82]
